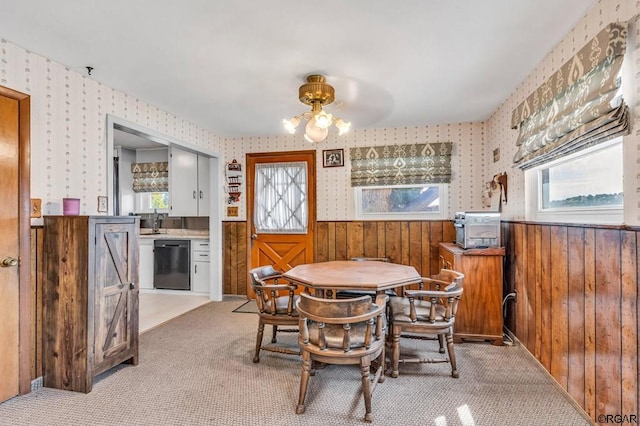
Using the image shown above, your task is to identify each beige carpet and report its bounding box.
[0,298,592,425]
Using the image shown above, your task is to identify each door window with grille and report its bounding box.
[253,162,308,233]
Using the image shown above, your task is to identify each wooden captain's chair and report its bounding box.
[249,265,300,363]
[295,292,388,423]
[388,269,464,378]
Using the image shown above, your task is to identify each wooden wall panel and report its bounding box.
[346,221,364,259]
[584,228,597,419]
[539,226,552,371]
[316,222,329,262]
[503,221,639,425]
[362,222,379,258]
[525,224,536,352]
[335,222,348,260]
[620,231,638,417]
[408,222,423,275]
[222,220,455,297]
[567,226,585,408]
[384,221,402,264]
[594,229,621,417]
[222,222,248,295]
[513,223,526,342]
[420,223,431,276]
[429,221,444,275]
[549,226,568,390]
[327,222,336,260]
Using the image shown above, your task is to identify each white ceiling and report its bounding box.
[1,0,596,138]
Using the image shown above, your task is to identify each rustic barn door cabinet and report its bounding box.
[43,216,140,393]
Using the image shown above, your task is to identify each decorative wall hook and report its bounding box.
[492,172,508,204]
[86,66,94,76]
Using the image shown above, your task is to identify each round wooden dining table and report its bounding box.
[283,260,421,297]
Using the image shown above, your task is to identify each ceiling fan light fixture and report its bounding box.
[335,118,351,135]
[283,116,300,134]
[313,110,333,129]
[304,118,328,143]
[284,74,351,143]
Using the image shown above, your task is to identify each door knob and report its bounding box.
[251,234,258,240]
[1,257,18,267]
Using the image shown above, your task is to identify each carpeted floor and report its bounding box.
[0,298,592,425]
[231,300,259,314]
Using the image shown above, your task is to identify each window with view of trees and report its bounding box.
[150,192,170,209]
[355,184,446,220]
[138,192,169,212]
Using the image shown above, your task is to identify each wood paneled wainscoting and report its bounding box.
[502,221,639,424]
[223,220,455,296]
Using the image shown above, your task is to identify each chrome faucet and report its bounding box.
[152,209,160,233]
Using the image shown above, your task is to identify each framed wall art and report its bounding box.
[322,149,344,168]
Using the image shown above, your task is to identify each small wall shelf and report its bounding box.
[225,159,243,204]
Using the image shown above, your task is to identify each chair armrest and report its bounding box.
[404,289,448,299]
[263,283,298,292]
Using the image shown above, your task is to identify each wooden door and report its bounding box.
[92,220,139,376]
[0,94,20,401]
[247,151,316,296]
[0,88,30,402]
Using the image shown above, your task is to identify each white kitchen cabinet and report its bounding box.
[169,146,210,217]
[197,155,210,216]
[139,239,154,290]
[191,239,210,293]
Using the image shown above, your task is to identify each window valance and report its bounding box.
[131,162,169,193]
[512,22,629,170]
[349,143,452,187]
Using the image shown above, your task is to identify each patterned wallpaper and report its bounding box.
[221,122,485,221]
[485,0,639,222]
[1,0,638,225]
[0,39,224,219]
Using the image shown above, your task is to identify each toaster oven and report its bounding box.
[454,211,501,249]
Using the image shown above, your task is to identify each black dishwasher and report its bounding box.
[153,240,190,290]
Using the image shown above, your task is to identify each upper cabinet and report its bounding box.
[197,154,210,216]
[169,146,210,217]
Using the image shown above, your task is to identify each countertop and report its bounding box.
[139,229,209,240]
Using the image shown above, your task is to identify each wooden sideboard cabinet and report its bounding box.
[43,216,140,393]
[438,242,505,345]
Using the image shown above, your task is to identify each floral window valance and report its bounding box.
[131,162,169,193]
[512,21,630,170]
[349,143,452,187]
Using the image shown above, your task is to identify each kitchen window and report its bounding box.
[525,138,623,224]
[354,184,447,220]
[138,192,169,212]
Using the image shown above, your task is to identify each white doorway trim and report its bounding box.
[106,114,223,301]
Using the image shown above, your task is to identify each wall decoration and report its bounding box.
[225,159,243,204]
[227,206,239,217]
[323,149,344,168]
[492,172,507,204]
